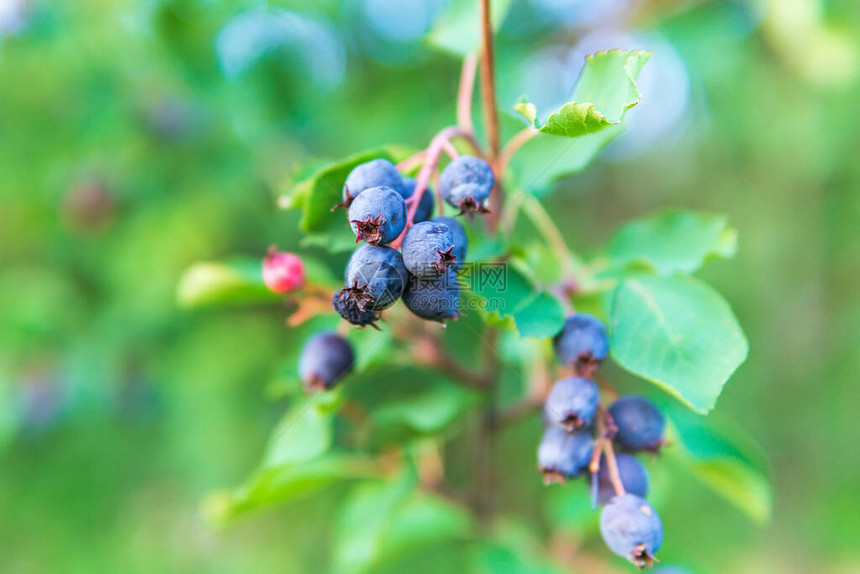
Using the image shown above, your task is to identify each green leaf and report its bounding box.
[513,100,538,128]
[511,292,566,339]
[540,102,613,137]
[426,0,513,57]
[335,473,472,574]
[609,210,739,274]
[610,275,749,413]
[263,395,334,467]
[665,405,772,522]
[510,50,651,192]
[176,259,281,309]
[204,455,378,526]
[277,146,414,253]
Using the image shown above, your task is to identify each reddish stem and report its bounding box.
[499,127,538,172]
[397,150,427,172]
[441,140,460,160]
[458,55,477,133]
[391,126,471,248]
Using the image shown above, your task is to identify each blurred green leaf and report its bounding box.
[177,259,281,309]
[665,405,772,523]
[426,0,513,57]
[205,455,379,526]
[278,146,415,253]
[345,325,395,373]
[609,210,738,274]
[472,520,566,574]
[511,292,566,339]
[510,50,651,192]
[610,275,749,413]
[263,394,335,467]
[335,471,471,574]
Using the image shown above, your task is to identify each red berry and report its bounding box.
[263,248,305,293]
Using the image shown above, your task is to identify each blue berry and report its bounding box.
[608,396,666,452]
[341,159,404,207]
[332,289,379,328]
[402,269,460,323]
[596,453,649,505]
[400,177,435,223]
[439,156,494,215]
[344,245,407,310]
[553,313,609,374]
[298,331,355,390]
[544,376,600,431]
[432,216,467,270]
[401,221,456,277]
[600,494,663,568]
[348,185,407,245]
[537,427,594,484]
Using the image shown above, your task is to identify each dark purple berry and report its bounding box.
[344,245,407,310]
[596,453,649,505]
[332,289,379,328]
[432,216,467,270]
[439,156,494,216]
[609,396,666,452]
[553,313,609,375]
[600,494,663,568]
[348,186,407,245]
[402,269,460,323]
[537,427,594,484]
[401,221,457,278]
[298,331,355,390]
[544,376,600,431]
[340,159,405,208]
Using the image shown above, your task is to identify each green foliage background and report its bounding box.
[1,0,859,572]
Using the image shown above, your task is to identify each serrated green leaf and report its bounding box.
[609,210,739,274]
[610,275,748,413]
[665,405,771,522]
[511,292,566,339]
[510,50,651,192]
[176,259,282,309]
[540,102,613,137]
[278,146,414,253]
[426,0,513,57]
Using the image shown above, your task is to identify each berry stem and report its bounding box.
[499,127,538,173]
[441,139,460,160]
[603,440,626,497]
[479,0,500,160]
[396,150,427,172]
[457,54,477,134]
[391,126,473,248]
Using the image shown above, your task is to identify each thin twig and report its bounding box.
[521,193,576,278]
[479,0,500,159]
[499,127,538,172]
[396,150,427,172]
[603,440,626,497]
[441,140,460,160]
[457,54,477,133]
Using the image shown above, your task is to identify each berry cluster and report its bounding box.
[539,312,668,569]
[331,156,491,327]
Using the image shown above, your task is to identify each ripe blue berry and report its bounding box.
[298,331,355,390]
[553,313,609,375]
[400,176,435,223]
[344,245,407,310]
[599,494,663,568]
[332,289,379,328]
[596,453,649,505]
[608,396,666,452]
[401,221,457,277]
[439,156,494,215]
[432,216,467,270]
[348,185,407,245]
[341,159,404,207]
[544,376,600,431]
[537,427,594,484]
[402,269,460,323]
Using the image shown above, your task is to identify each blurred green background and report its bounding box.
[1,0,858,572]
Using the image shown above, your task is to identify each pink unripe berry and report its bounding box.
[263,248,305,293]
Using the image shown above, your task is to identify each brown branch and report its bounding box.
[479,0,500,159]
